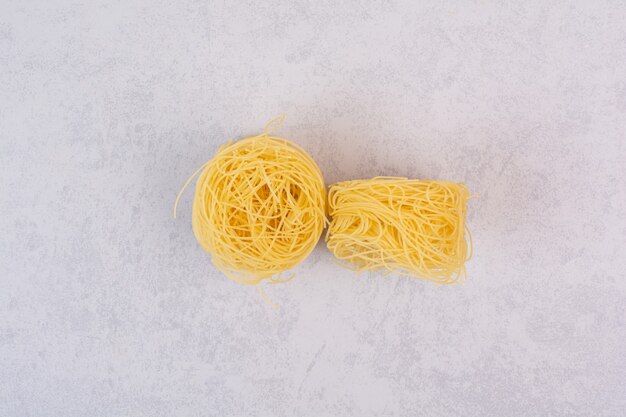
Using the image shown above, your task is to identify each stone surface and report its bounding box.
[1,1,625,416]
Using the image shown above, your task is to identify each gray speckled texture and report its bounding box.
[1,1,626,416]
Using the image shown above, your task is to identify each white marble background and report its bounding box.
[1,1,625,416]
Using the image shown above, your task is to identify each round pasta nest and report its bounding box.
[185,119,326,285]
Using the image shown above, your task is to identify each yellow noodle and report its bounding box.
[175,116,326,285]
[326,177,471,284]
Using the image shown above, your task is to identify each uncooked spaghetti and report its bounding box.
[326,177,471,283]
[175,116,326,286]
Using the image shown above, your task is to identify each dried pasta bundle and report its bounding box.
[326,177,471,283]
[175,116,326,285]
